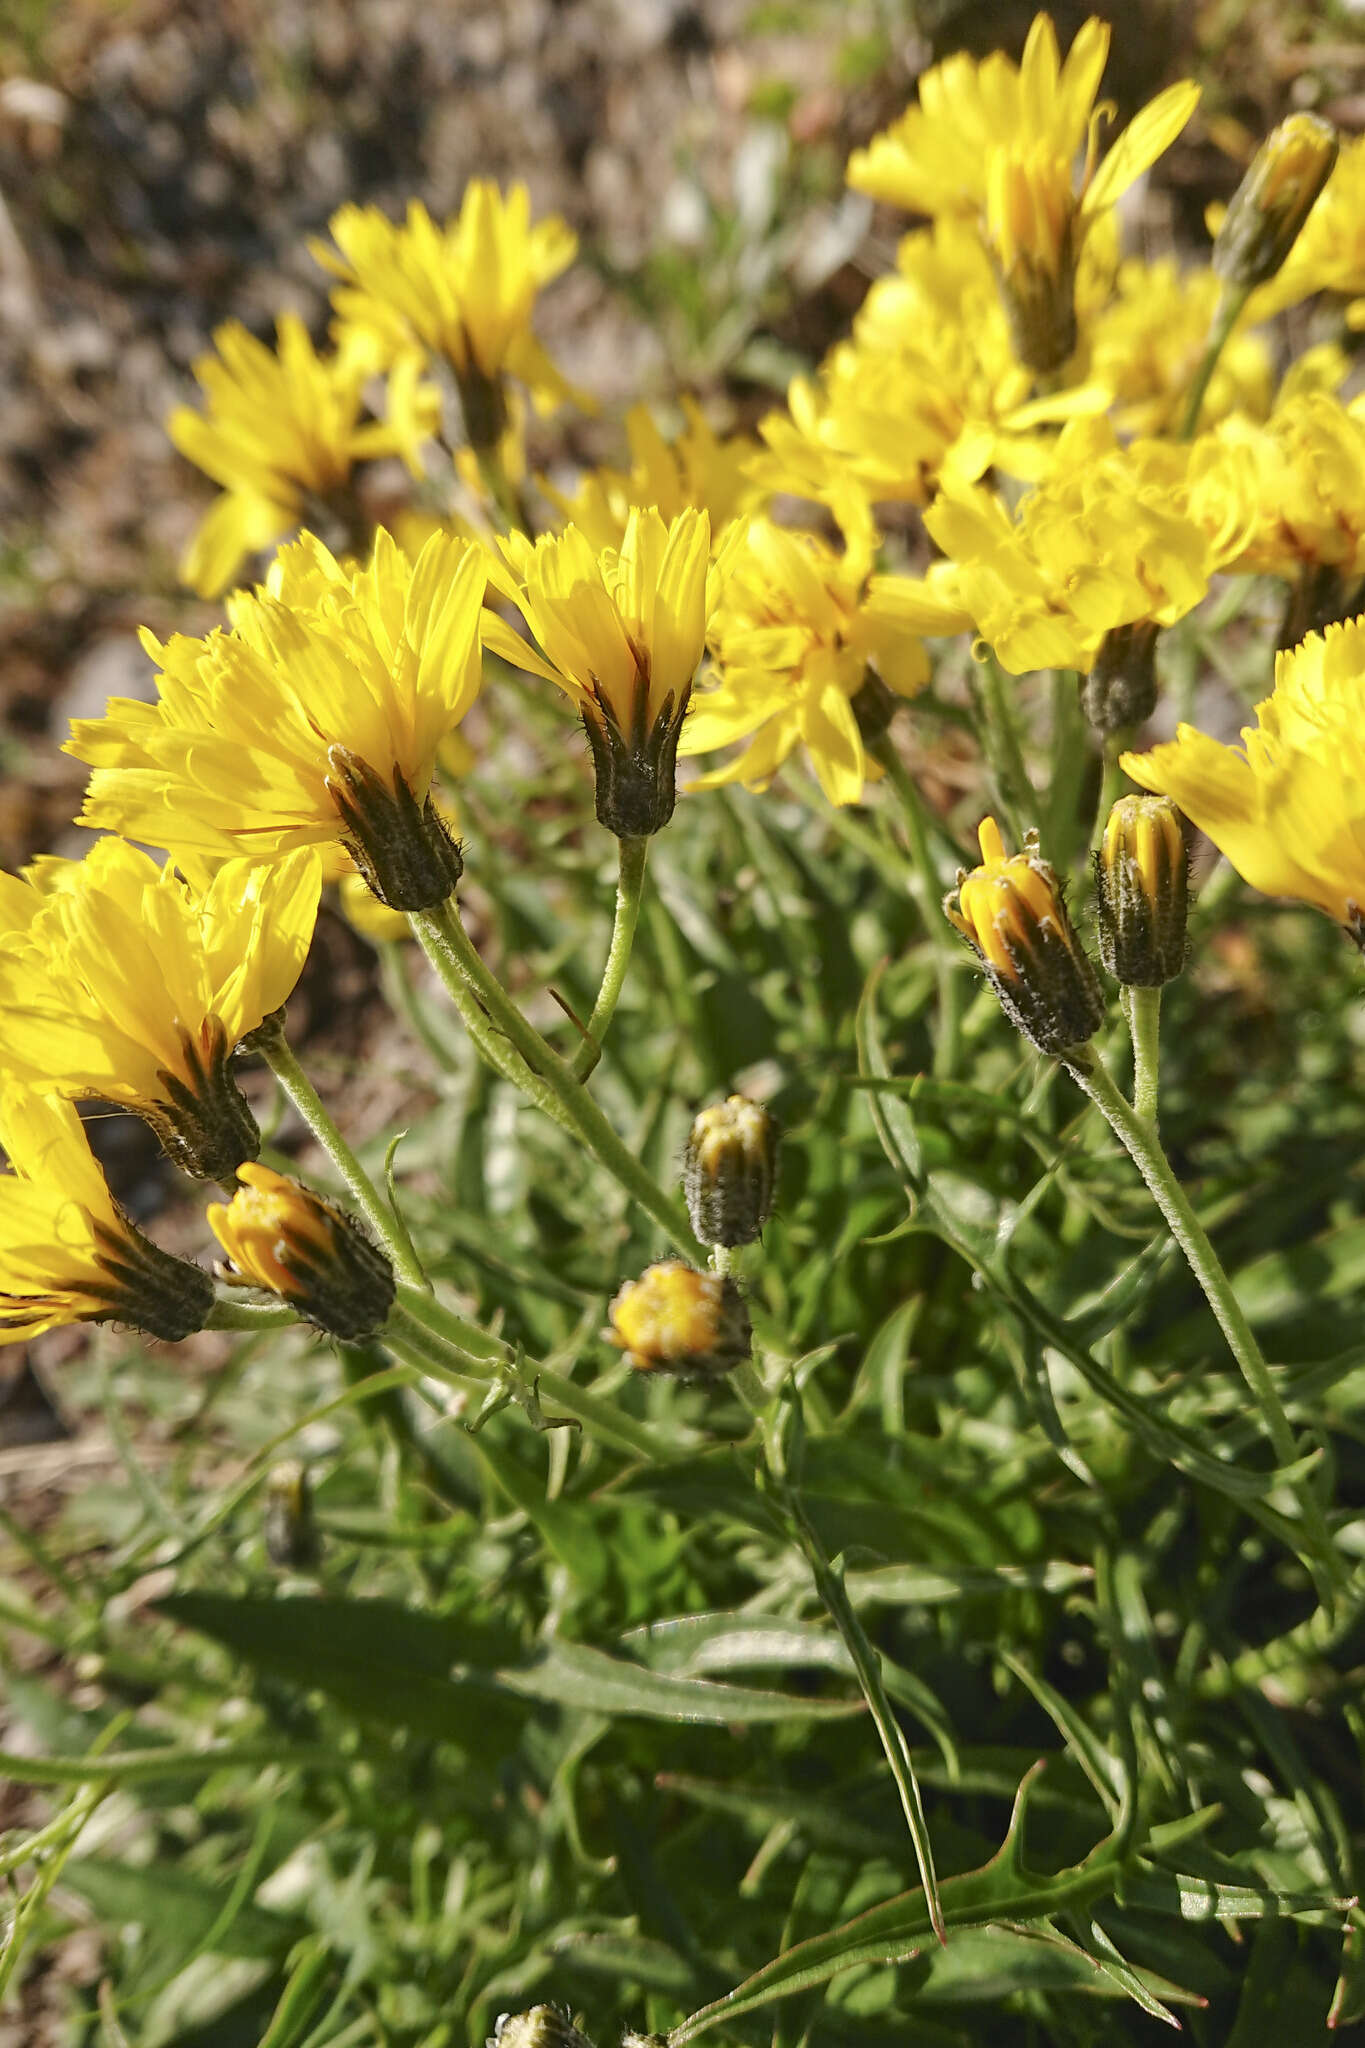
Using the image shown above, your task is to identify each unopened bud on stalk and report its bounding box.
[684,1096,779,1248]
[1082,622,1160,737]
[1095,794,1190,987]
[207,1164,396,1340]
[264,1459,321,1570]
[487,2006,595,2048]
[1213,113,1338,292]
[608,1261,751,1379]
[945,817,1104,1056]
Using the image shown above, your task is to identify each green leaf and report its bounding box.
[497,1639,863,1723]
[60,1857,303,1961]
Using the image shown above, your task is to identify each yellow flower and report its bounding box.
[168,316,439,598]
[208,1163,395,1339]
[1121,618,1365,929]
[847,13,1199,371]
[945,817,1104,1053]
[871,417,1227,682]
[677,518,929,807]
[0,1087,212,1343]
[312,184,586,437]
[544,398,761,553]
[68,528,486,909]
[749,222,1110,527]
[1188,393,1365,585]
[0,838,320,1181]
[608,1261,750,1378]
[1085,256,1273,436]
[486,507,716,836]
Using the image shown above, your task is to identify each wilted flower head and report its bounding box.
[0,1087,212,1344]
[68,529,486,909]
[847,13,1199,371]
[486,507,716,837]
[1122,617,1365,935]
[0,839,320,1181]
[678,517,929,808]
[168,315,438,598]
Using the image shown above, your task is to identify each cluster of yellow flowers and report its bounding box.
[6,12,1365,1359]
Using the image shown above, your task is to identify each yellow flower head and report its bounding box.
[678,518,929,808]
[312,185,585,429]
[68,528,486,910]
[847,14,1199,371]
[946,818,1104,1053]
[0,838,320,1181]
[608,1261,751,1378]
[208,1163,395,1340]
[486,507,715,836]
[1189,393,1365,586]
[544,399,761,553]
[1121,618,1365,930]
[0,1087,212,1344]
[168,315,439,598]
[871,417,1227,681]
[750,222,1110,529]
[1085,256,1273,436]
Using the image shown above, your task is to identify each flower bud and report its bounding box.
[1081,622,1159,737]
[985,156,1079,374]
[683,1097,779,1248]
[264,1459,322,1570]
[945,817,1104,1056]
[608,1261,751,1380]
[1094,794,1189,987]
[1213,113,1338,292]
[488,2007,594,2048]
[207,1164,396,1340]
[325,746,463,912]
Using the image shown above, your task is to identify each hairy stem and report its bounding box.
[572,835,649,1079]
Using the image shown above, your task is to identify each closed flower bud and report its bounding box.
[207,1164,396,1340]
[1081,622,1160,737]
[1214,113,1338,292]
[264,1459,321,1570]
[683,1096,779,1248]
[488,2007,594,2048]
[945,817,1105,1056]
[1095,794,1189,987]
[608,1261,751,1380]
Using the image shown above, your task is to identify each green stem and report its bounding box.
[1123,985,1162,1127]
[205,1297,300,1331]
[261,1032,426,1289]
[978,654,1036,838]
[571,835,649,1079]
[1092,731,1134,853]
[758,1385,943,1943]
[1064,1049,1341,1592]
[393,1286,674,1463]
[411,900,702,1257]
[1180,281,1251,440]
[871,737,962,1080]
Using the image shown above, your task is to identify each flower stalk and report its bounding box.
[256,1021,426,1289]
[1063,1046,1341,1595]
[410,899,703,1258]
[571,835,649,1080]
